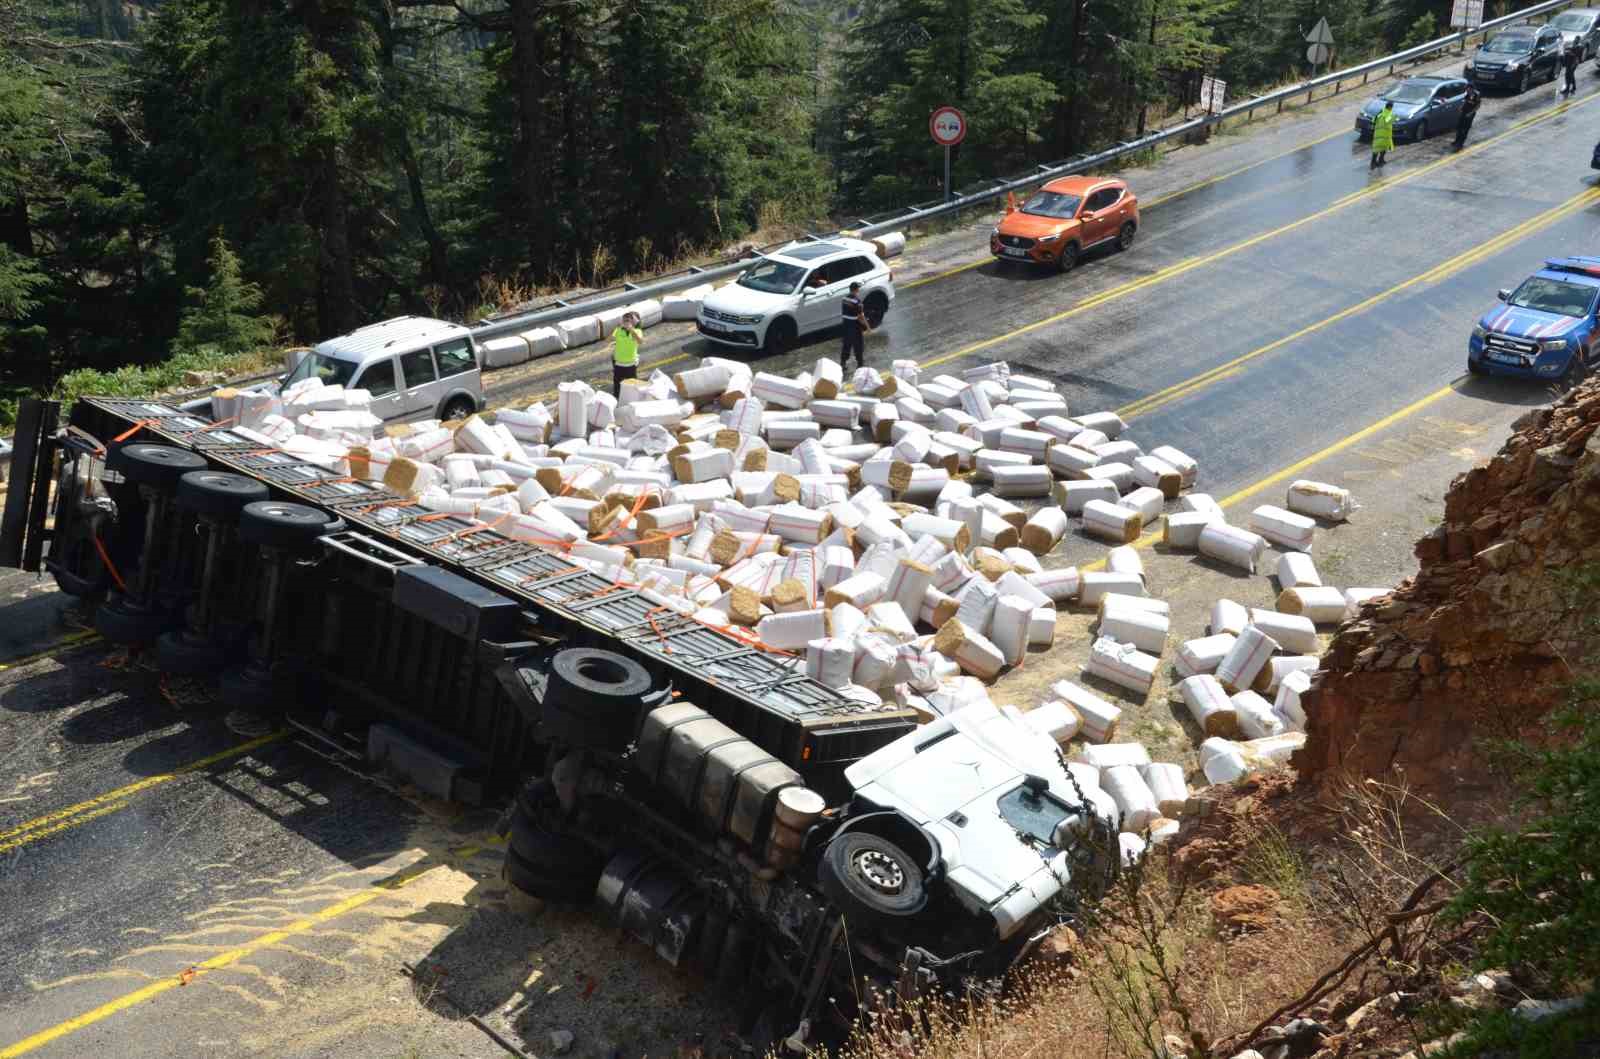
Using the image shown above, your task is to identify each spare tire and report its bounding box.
[541,648,654,751]
[240,501,331,549]
[108,444,208,492]
[176,471,269,518]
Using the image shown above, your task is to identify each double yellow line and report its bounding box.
[0,731,286,856]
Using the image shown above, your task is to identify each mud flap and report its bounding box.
[0,398,60,572]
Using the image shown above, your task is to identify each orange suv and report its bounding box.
[990,176,1139,272]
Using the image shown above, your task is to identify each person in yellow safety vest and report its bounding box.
[612,311,643,399]
[1370,101,1396,170]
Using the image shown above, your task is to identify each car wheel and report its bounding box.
[440,395,476,422]
[1515,71,1527,93]
[1467,356,1485,376]
[1561,354,1587,391]
[1056,242,1080,274]
[1116,222,1137,251]
[817,831,928,928]
[762,316,796,356]
[863,292,888,328]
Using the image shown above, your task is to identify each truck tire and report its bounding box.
[155,629,226,675]
[541,648,654,751]
[95,597,173,646]
[818,832,928,927]
[503,845,600,903]
[176,471,269,518]
[240,501,331,549]
[107,444,208,492]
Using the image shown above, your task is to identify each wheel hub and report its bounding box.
[854,849,905,894]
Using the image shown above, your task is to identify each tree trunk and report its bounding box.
[315,146,358,336]
[0,193,31,258]
[507,0,549,269]
[399,129,449,288]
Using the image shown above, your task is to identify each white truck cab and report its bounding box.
[282,316,484,423]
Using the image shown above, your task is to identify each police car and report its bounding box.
[1468,257,1600,387]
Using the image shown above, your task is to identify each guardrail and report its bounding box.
[469,0,1578,343]
[0,0,1577,469]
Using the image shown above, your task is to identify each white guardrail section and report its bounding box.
[0,0,1578,473]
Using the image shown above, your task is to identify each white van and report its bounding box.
[280,316,485,423]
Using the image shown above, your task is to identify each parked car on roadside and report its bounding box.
[990,175,1139,273]
[1465,24,1563,92]
[1549,7,1600,59]
[1468,257,1600,388]
[696,239,895,356]
[280,315,485,423]
[1355,76,1471,142]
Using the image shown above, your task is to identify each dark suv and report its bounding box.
[1466,24,1564,92]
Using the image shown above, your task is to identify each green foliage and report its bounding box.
[1399,12,1439,50]
[1441,563,1600,1055]
[174,234,278,357]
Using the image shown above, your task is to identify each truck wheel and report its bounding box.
[108,444,209,492]
[818,832,928,927]
[503,845,600,903]
[176,471,269,518]
[240,501,331,549]
[95,597,173,646]
[1562,354,1587,391]
[542,648,654,751]
[155,629,226,675]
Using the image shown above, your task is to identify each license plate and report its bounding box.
[701,321,729,334]
[1002,247,1029,258]
[1487,352,1524,365]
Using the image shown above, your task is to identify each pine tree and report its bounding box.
[174,234,277,356]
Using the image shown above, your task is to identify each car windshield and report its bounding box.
[1510,277,1597,317]
[1383,83,1433,103]
[738,260,806,295]
[284,352,359,388]
[1020,191,1082,220]
[1484,34,1533,52]
[1551,12,1593,30]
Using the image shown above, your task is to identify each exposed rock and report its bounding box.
[1033,924,1080,965]
[550,1028,575,1054]
[1210,884,1281,932]
[1513,996,1586,1021]
[1297,378,1600,790]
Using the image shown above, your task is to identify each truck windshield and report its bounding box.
[1019,191,1082,220]
[997,784,1079,849]
[284,352,359,389]
[738,260,806,295]
[1510,277,1597,318]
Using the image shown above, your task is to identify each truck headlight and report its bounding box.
[1472,326,1487,340]
[1541,338,1568,351]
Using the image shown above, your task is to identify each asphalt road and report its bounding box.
[5,64,1600,1059]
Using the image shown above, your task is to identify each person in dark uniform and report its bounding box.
[839,281,869,369]
[1562,38,1581,96]
[1453,84,1481,150]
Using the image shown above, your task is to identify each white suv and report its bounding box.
[697,239,896,355]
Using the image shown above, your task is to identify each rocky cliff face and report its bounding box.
[1296,382,1600,789]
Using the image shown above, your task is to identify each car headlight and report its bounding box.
[1465,59,1476,69]
[1507,59,1523,70]
[991,227,1001,237]
[1037,233,1061,243]
[1541,337,1568,351]
[1472,326,1487,340]
[730,314,763,325]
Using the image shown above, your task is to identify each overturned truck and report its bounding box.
[1,396,1113,1047]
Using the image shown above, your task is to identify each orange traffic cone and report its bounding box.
[1005,191,1018,214]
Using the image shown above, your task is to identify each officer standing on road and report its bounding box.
[1454,85,1482,150]
[611,310,643,399]
[839,282,869,370]
[1370,100,1396,169]
[1562,38,1581,96]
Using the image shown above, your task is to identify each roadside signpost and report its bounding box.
[930,106,967,203]
[1450,0,1484,30]
[1199,75,1227,114]
[1306,17,1335,74]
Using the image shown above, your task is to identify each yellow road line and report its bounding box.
[1081,380,1463,572]
[0,631,99,673]
[910,89,1600,379]
[1116,185,1600,420]
[0,843,495,1059]
[0,731,287,851]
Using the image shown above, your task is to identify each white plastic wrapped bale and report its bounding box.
[805,638,856,688]
[1023,700,1081,745]
[1027,567,1081,604]
[1140,762,1189,818]
[1132,455,1183,499]
[1179,493,1224,519]
[750,372,811,410]
[1119,832,1148,866]
[1084,462,1134,493]
[1247,609,1319,654]
[1120,486,1165,527]
[1343,587,1390,614]
[1075,411,1125,439]
[1199,523,1268,574]
[1215,625,1281,693]
[1082,500,1142,544]
[1002,547,1042,576]
[1174,633,1236,679]
[1277,586,1350,625]
[556,315,603,348]
[1076,743,1151,772]
[811,357,844,399]
[1100,606,1168,655]
[497,406,553,443]
[1055,479,1120,515]
[1093,439,1143,465]
[480,334,531,368]
[989,594,1032,666]
[1085,636,1158,695]
[1200,738,1250,785]
[1106,546,1145,584]
[616,399,687,432]
[884,559,934,620]
[1257,656,1319,695]
[871,231,907,258]
[1231,690,1285,739]
[1080,572,1145,607]
[661,283,713,321]
[756,608,828,650]
[1238,732,1306,770]
[1046,444,1101,479]
[991,464,1053,498]
[933,619,1006,680]
[1095,594,1167,622]
[521,326,567,358]
[1275,551,1322,589]
[1102,765,1159,832]
[1210,598,1249,637]
[674,363,731,403]
[1052,680,1122,743]
[1162,511,1218,550]
[1179,674,1238,737]
[1286,479,1358,522]
[1149,445,1198,488]
[1249,505,1316,552]
[1028,606,1057,647]
[626,299,664,328]
[1274,669,1312,731]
